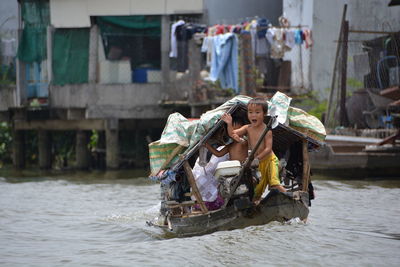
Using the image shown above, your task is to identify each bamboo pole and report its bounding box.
[340,20,349,127]
[326,4,347,127]
[183,161,208,213]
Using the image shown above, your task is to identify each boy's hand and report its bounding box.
[251,158,259,167]
[221,113,232,124]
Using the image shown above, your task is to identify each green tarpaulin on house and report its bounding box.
[17,0,89,85]
[52,28,89,85]
[17,0,49,63]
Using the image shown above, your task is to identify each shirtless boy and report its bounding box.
[222,98,286,200]
[205,116,248,163]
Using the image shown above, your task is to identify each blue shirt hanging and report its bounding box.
[209,33,239,93]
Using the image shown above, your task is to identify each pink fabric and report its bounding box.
[194,195,224,211]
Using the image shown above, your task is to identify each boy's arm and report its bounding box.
[221,113,247,142]
[255,130,273,161]
[205,142,229,157]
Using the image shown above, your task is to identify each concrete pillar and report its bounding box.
[38,130,52,169]
[188,38,201,102]
[88,25,99,83]
[188,38,202,117]
[76,130,90,170]
[161,15,171,89]
[47,25,54,83]
[239,31,256,96]
[16,29,26,106]
[12,130,25,169]
[105,119,119,169]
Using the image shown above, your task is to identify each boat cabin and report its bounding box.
[149,102,322,235]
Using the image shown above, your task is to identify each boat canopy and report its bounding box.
[149,92,326,176]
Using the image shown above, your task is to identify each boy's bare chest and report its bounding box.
[247,129,265,150]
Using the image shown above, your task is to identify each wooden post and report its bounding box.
[38,130,52,169]
[188,38,203,117]
[161,15,170,89]
[183,161,208,213]
[76,130,90,170]
[302,139,310,192]
[12,130,25,169]
[340,20,349,127]
[239,32,256,96]
[326,4,347,127]
[105,119,119,169]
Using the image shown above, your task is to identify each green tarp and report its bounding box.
[17,0,50,63]
[52,28,89,85]
[17,0,89,85]
[98,16,161,32]
[97,16,161,68]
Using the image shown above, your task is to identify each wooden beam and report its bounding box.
[183,161,208,214]
[302,139,311,192]
[14,119,105,130]
[349,29,398,34]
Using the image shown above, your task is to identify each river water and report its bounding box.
[0,169,399,267]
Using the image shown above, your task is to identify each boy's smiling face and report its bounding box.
[247,104,265,127]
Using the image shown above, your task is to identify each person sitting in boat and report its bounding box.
[204,114,248,163]
[191,115,248,211]
[222,97,286,203]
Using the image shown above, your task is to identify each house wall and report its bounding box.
[0,0,18,32]
[50,0,203,28]
[50,83,171,119]
[204,0,282,25]
[0,85,15,111]
[282,0,313,94]
[284,0,400,99]
[0,0,18,113]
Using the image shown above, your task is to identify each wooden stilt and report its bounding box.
[38,130,52,169]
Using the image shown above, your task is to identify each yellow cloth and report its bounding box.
[254,153,280,199]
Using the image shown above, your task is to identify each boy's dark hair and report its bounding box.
[247,97,268,114]
[232,109,248,125]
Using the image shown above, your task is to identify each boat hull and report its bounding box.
[310,142,400,178]
[152,190,309,237]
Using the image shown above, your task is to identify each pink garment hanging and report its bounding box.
[303,29,313,49]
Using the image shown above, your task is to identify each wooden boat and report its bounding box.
[310,134,400,178]
[147,102,323,237]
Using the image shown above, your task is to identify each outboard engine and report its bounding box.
[214,160,248,199]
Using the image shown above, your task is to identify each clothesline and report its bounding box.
[168,17,313,93]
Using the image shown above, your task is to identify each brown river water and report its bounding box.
[0,169,399,266]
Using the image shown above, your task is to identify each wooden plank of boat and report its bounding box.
[165,200,196,208]
[380,86,400,100]
[183,161,208,214]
